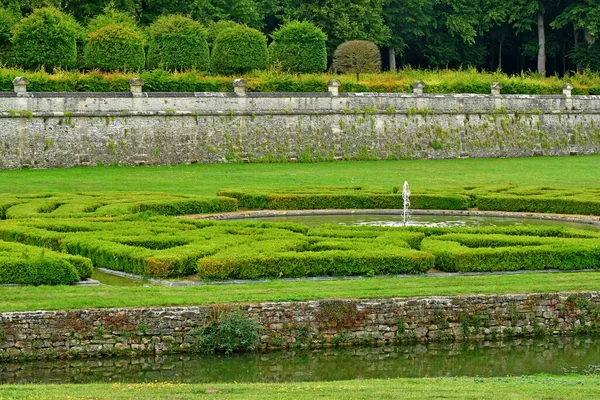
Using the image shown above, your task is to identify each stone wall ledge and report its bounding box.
[1,291,599,361]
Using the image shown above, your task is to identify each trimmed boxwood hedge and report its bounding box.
[210,25,268,75]
[84,24,145,71]
[269,21,327,73]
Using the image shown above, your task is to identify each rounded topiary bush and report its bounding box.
[84,24,145,71]
[333,40,381,81]
[0,256,80,286]
[147,14,209,71]
[11,7,80,70]
[269,21,327,73]
[210,25,268,75]
[206,20,239,50]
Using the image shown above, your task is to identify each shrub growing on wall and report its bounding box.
[11,7,81,70]
[147,15,209,71]
[210,25,268,75]
[269,21,327,73]
[333,40,381,81]
[84,24,145,71]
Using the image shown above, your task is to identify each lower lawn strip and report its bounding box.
[1,375,599,400]
[1,271,599,312]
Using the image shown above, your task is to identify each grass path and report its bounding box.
[1,272,599,312]
[1,375,599,399]
[1,156,599,196]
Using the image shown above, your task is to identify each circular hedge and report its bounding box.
[210,25,268,75]
[147,15,209,71]
[84,24,145,71]
[11,7,80,70]
[269,21,327,73]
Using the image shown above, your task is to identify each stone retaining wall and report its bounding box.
[1,91,600,169]
[1,291,599,361]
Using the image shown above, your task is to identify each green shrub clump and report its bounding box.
[333,40,381,81]
[147,15,209,71]
[84,24,145,71]
[269,21,327,73]
[0,8,17,65]
[193,310,262,354]
[210,25,268,75]
[11,7,81,70]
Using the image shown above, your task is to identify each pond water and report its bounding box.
[252,213,600,230]
[2,337,600,384]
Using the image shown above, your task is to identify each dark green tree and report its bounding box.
[269,20,327,73]
[0,8,17,65]
[147,14,209,71]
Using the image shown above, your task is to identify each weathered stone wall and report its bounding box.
[1,291,599,361]
[1,92,600,169]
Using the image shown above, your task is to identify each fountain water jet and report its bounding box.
[402,181,410,226]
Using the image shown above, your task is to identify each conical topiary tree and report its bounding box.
[333,40,381,81]
[210,25,268,75]
[269,21,327,73]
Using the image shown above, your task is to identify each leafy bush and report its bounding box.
[206,20,239,50]
[11,7,81,70]
[193,310,262,354]
[0,8,17,65]
[147,15,209,71]
[210,25,268,75]
[0,240,87,285]
[269,21,327,73]
[86,7,138,33]
[84,24,145,71]
[333,40,381,81]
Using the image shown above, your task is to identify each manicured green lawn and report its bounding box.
[1,271,599,312]
[1,375,599,399]
[1,156,599,196]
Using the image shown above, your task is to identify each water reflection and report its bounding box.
[2,337,600,384]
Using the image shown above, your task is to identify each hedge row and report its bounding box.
[217,187,470,211]
[219,185,600,216]
[1,216,599,280]
[0,192,237,219]
[0,239,92,285]
[2,68,600,94]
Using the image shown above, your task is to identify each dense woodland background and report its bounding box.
[0,0,599,75]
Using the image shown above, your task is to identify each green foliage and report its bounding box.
[85,6,138,33]
[0,240,86,285]
[11,7,81,70]
[217,186,470,211]
[0,8,17,65]
[333,40,381,81]
[205,20,239,49]
[269,21,327,73]
[192,309,262,354]
[147,14,209,71]
[84,24,145,71]
[210,25,268,75]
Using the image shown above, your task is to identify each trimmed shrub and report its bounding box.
[210,25,268,75]
[206,20,239,49]
[11,7,81,70]
[86,7,138,33]
[0,8,17,65]
[84,24,145,71]
[147,15,209,71]
[333,40,381,81]
[269,21,327,73]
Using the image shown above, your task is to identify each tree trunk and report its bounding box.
[574,27,582,73]
[537,11,546,76]
[388,47,396,71]
[498,38,504,71]
[584,29,596,45]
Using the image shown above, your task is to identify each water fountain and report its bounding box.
[402,181,410,226]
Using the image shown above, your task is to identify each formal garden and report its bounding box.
[2,0,600,397]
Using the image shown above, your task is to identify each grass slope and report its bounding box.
[1,156,599,196]
[1,375,599,399]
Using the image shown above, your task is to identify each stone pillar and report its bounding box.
[491,82,503,95]
[563,83,573,98]
[13,76,29,95]
[327,79,341,96]
[412,81,425,95]
[233,79,248,96]
[129,78,144,97]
